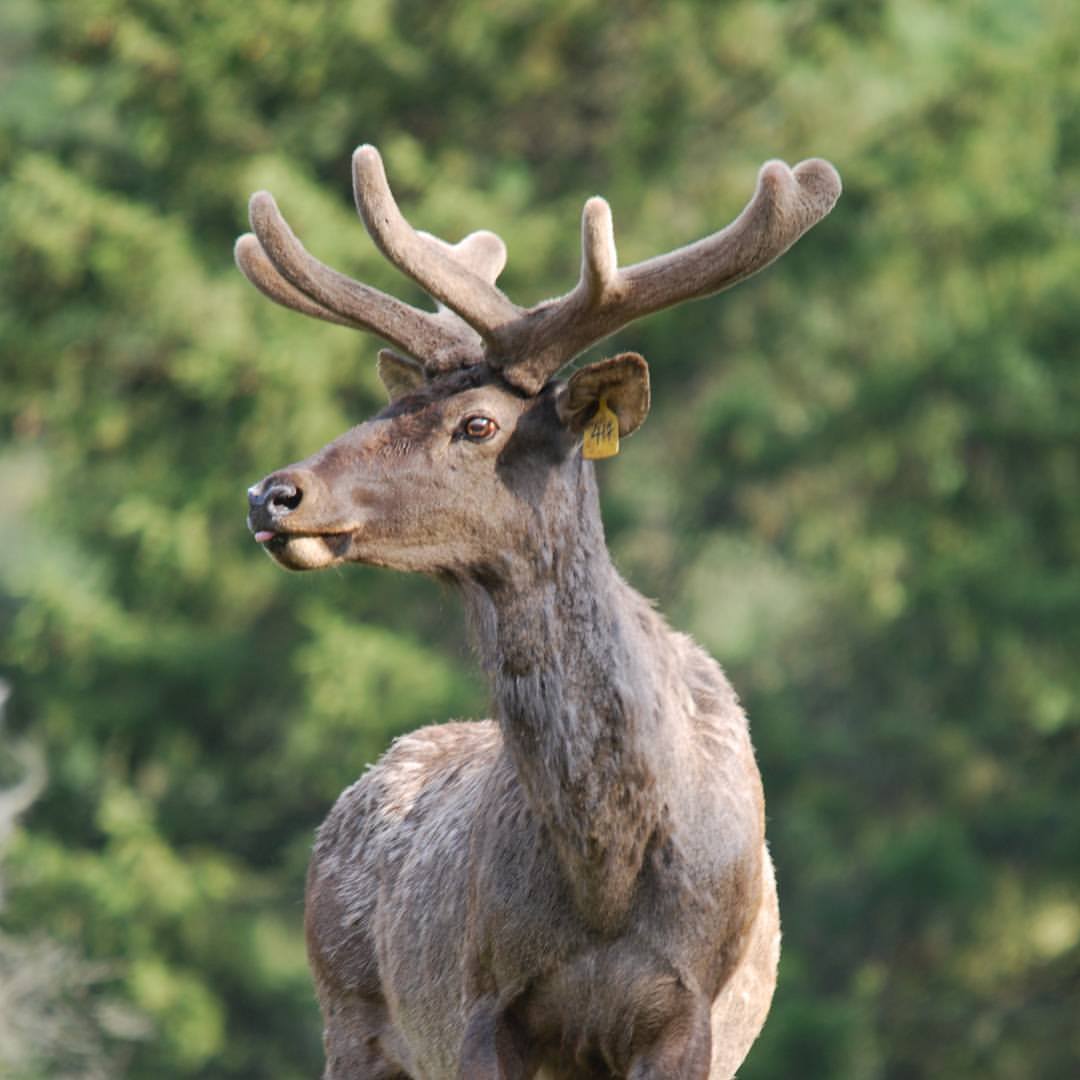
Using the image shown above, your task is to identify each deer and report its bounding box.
[239,144,840,1079]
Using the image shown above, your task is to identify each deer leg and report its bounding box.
[320,990,412,1080]
[458,998,529,1080]
[627,990,712,1080]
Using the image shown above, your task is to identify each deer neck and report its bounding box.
[459,465,680,931]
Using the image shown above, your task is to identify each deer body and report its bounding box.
[304,429,774,1077]
[240,145,839,1077]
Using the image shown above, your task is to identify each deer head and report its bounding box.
[241,145,840,575]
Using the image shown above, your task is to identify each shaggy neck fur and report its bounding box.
[459,459,683,933]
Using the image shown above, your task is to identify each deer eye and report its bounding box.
[460,415,499,442]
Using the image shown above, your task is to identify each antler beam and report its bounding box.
[493,157,842,392]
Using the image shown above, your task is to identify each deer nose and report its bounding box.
[248,475,305,517]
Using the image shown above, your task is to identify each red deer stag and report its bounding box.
[239,145,840,1079]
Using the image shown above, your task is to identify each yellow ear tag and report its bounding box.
[583,397,620,460]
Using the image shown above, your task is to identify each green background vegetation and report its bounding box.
[1,1,1078,1076]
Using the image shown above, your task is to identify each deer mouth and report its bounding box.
[254,528,355,571]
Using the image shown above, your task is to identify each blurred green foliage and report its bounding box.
[1,1,1078,1076]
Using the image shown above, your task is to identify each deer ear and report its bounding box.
[377,349,428,400]
[558,353,651,438]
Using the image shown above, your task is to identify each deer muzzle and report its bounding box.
[246,468,353,570]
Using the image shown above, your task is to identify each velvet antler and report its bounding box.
[236,145,841,392]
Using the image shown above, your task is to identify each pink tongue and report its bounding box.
[254,530,275,543]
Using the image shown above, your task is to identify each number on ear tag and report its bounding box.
[583,397,619,460]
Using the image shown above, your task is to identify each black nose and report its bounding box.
[248,477,304,516]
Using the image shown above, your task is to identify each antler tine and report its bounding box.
[240,190,484,370]
[619,158,842,302]
[580,196,620,303]
[235,233,371,330]
[423,230,508,286]
[417,231,512,374]
[352,146,522,338]
[496,157,842,394]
